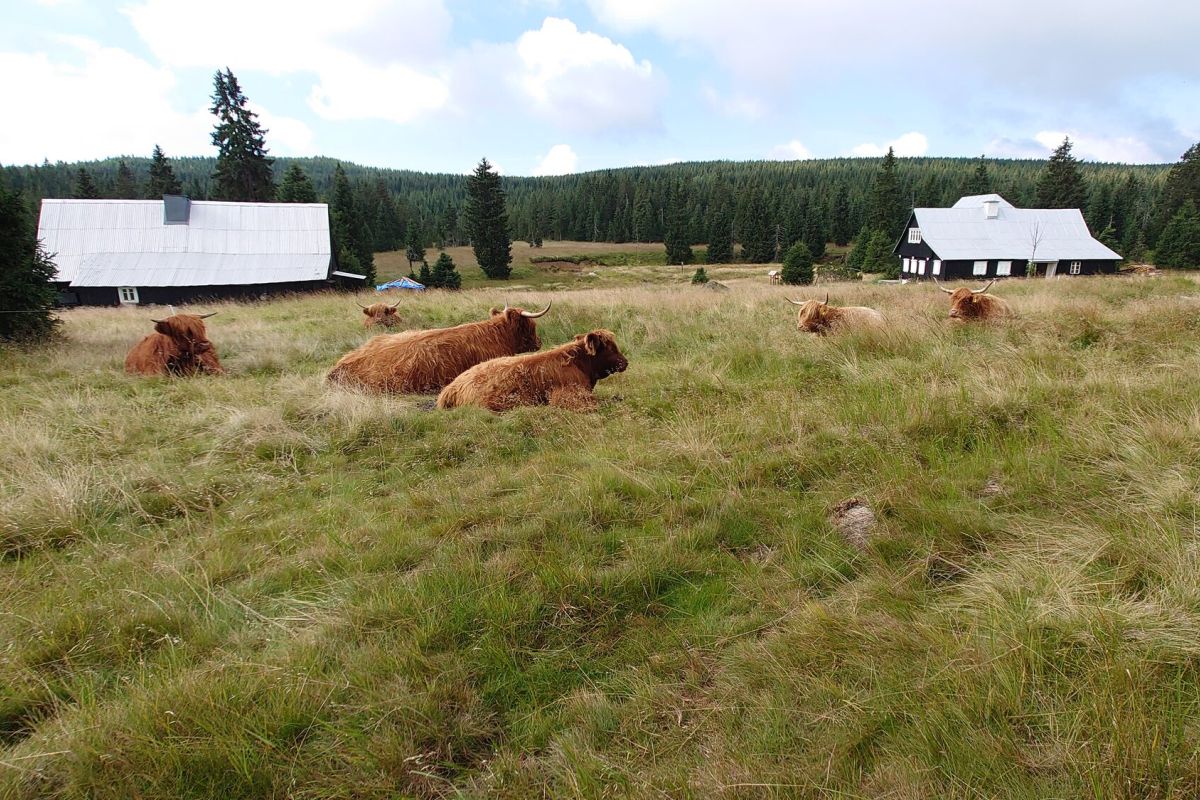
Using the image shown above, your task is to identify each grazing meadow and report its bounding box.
[3,271,1200,798]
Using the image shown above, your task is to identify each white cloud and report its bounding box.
[0,38,313,164]
[769,140,813,160]
[532,143,578,175]
[852,132,928,158]
[123,0,453,124]
[513,17,665,133]
[1032,130,1161,164]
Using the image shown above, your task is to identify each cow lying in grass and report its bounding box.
[358,300,401,327]
[788,294,884,334]
[437,329,628,412]
[935,278,1014,321]
[125,313,224,376]
[327,303,551,393]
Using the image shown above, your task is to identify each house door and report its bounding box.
[1045,261,1058,279]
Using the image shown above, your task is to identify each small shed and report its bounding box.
[893,194,1121,280]
[38,195,362,306]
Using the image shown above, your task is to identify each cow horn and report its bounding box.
[150,318,164,324]
[823,293,830,305]
[356,301,367,309]
[389,300,401,310]
[972,280,995,295]
[197,312,217,319]
[933,276,954,294]
[521,301,552,319]
[786,297,806,306]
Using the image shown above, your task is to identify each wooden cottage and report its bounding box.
[893,194,1121,280]
[39,195,364,306]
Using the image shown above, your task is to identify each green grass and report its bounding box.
[3,273,1200,798]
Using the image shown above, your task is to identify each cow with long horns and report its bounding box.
[935,278,1014,321]
[358,300,402,327]
[788,294,885,335]
[328,303,552,393]
[125,313,224,376]
[437,329,628,412]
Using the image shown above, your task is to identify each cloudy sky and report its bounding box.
[3,0,1198,175]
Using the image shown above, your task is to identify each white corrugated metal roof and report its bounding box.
[38,199,332,287]
[951,194,1014,209]
[912,196,1121,261]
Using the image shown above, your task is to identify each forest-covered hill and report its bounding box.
[2,154,1171,258]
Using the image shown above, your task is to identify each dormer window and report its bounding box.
[907,228,922,244]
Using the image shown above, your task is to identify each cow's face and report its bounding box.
[581,329,628,379]
[493,307,543,353]
[362,303,399,326]
[154,314,213,353]
[947,288,985,320]
[795,300,834,333]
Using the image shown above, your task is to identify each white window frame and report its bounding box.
[1069,261,1081,275]
[917,259,927,275]
[997,260,1012,277]
[118,287,139,305]
[902,258,911,273]
[908,227,922,244]
[972,260,988,276]
[932,259,942,276]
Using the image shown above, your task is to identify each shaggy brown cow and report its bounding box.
[935,278,1014,321]
[358,300,402,327]
[124,313,224,376]
[437,329,628,412]
[327,303,551,393]
[788,294,885,334]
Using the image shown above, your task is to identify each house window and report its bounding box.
[917,259,927,275]
[118,287,139,304]
[1070,261,1081,275]
[932,260,942,275]
[997,260,1012,276]
[908,228,922,244]
[973,260,987,276]
[902,258,911,273]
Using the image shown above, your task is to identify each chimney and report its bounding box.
[163,194,191,225]
[983,199,1000,220]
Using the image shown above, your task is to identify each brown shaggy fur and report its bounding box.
[793,299,885,334]
[437,329,628,412]
[361,302,401,327]
[328,307,545,393]
[946,286,1014,321]
[124,314,224,376]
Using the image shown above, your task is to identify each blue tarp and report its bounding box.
[376,276,425,291]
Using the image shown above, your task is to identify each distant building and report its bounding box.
[39,195,364,306]
[893,194,1121,280]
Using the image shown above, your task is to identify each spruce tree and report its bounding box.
[966,155,991,195]
[705,201,734,264]
[1155,200,1200,268]
[145,145,182,198]
[780,241,814,285]
[862,230,898,277]
[418,260,434,286]
[114,160,139,199]
[210,68,275,202]
[866,147,905,239]
[803,212,828,260]
[277,163,317,203]
[831,185,853,246]
[72,168,99,199]
[431,251,462,289]
[632,185,655,242]
[405,226,426,270]
[0,184,59,342]
[739,189,775,263]
[464,158,512,279]
[328,163,375,284]
[1155,142,1200,240]
[690,267,709,284]
[663,179,694,265]
[1036,137,1087,210]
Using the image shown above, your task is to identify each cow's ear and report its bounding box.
[584,332,600,355]
[385,307,396,315]
[362,307,371,315]
[490,307,502,316]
